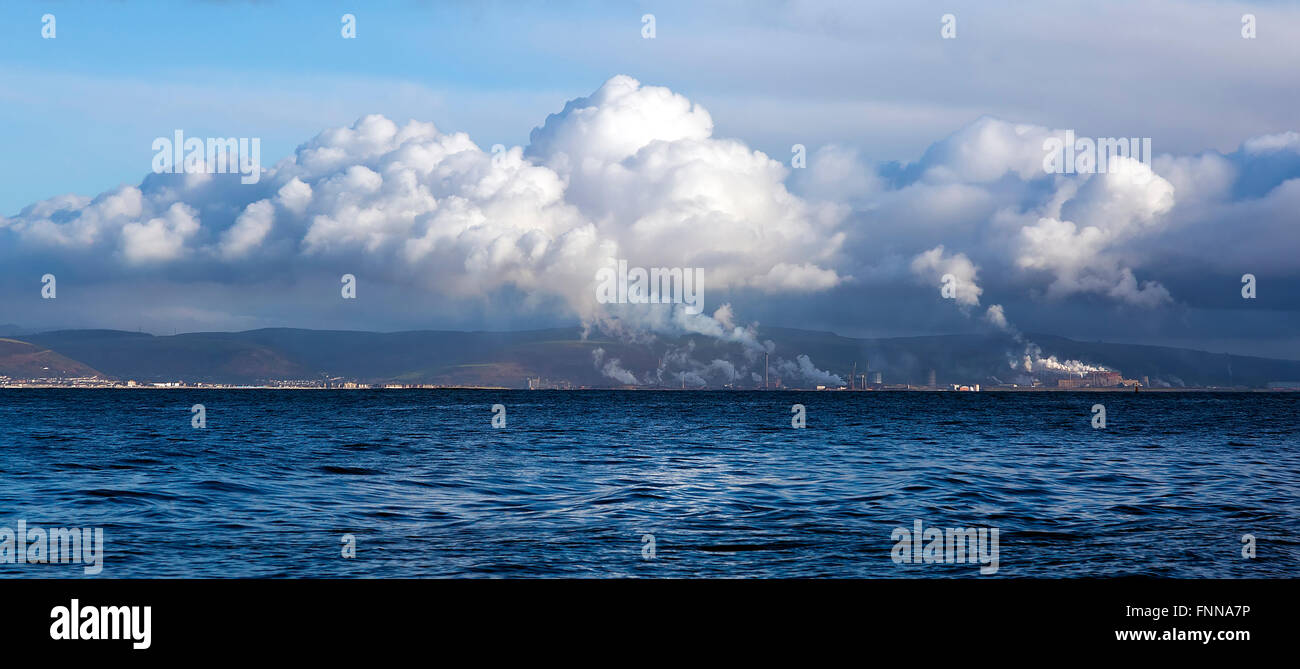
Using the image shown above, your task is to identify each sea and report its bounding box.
[0,389,1295,578]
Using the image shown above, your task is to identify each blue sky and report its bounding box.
[1,1,608,213]
[7,0,1295,216]
[1,0,1298,360]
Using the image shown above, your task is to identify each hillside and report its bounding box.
[0,338,107,380]
[9,327,1300,388]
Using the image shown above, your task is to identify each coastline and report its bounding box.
[0,385,1292,392]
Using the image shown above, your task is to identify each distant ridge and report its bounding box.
[4,327,1299,389]
[0,338,106,379]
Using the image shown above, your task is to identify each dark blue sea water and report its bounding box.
[0,390,1296,578]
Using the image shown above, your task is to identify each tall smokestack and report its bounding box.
[764,352,769,390]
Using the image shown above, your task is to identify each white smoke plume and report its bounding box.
[1015,343,1110,377]
[913,249,1112,380]
[983,304,1010,330]
[774,354,845,387]
[910,245,982,308]
[591,347,638,385]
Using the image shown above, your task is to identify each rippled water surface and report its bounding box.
[1,390,1296,577]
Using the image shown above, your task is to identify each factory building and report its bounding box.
[1055,371,1124,388]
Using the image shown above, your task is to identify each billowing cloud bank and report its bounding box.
[2,76,850,385]
[4,77,1299,384]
